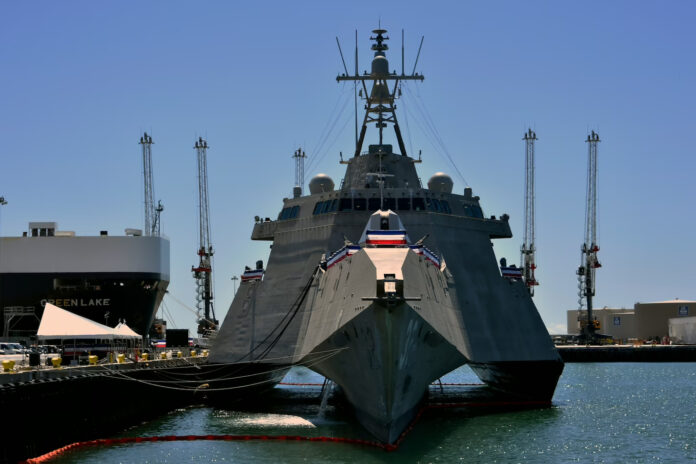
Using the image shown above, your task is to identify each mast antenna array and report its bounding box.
[336,28,424,158]
[521,129,538,295]
[192,137,218,336]
[139,132,162,236]
[577,130,602,341]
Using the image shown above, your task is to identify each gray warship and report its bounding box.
[211,28,563,443]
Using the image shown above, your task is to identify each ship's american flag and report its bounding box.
[501,266,523,279]
[409,245,441,269]
[365,230,408,245]
[241,269,264,282]
[326,245,361,269]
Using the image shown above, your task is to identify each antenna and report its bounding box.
[401,29,405,76]
[412,36,424,75]
[337,28,424,158]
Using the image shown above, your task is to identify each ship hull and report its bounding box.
[0,272,167,337]
[301,300,466,443]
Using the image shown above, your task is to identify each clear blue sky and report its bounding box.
[1,1,695,334]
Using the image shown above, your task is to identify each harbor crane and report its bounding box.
[139,132,163,236]
[192,137,218,336]
[521,129,538,295]
[577,131,602,342]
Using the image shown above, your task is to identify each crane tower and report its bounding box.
[292,147,306,198]
[139,132,163,236]
[577,131,602,341]
[192,137,218,336]
[521,129,539,295]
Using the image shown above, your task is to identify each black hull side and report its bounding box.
[0,272,168,337]
[469,359,565,402]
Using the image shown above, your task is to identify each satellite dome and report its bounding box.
[308,174,335,194]
[427,172,453,193]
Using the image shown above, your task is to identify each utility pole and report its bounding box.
[192,137,218,336]
[577,131,602,342]
[521,129,538,295]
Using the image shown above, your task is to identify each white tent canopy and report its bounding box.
[114,322,142,339]
[37,303,132,340]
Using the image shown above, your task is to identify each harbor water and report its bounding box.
[47,363,695,463]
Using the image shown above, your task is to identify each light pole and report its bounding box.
[231,276,239,295]
[0,196,6,239]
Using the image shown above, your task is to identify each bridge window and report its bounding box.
[397,198,410,210]
[368,198,381,211]
[354,198,367,211]
[440,200,452,214]
[412,198,426,211]
[339,198,352,211]
[383,198,396,211]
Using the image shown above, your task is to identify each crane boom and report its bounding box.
[521,129,538,295]
[192,137,218,336]
[577,131,602,341]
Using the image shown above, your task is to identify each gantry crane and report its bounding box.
[521,129,539,295]
[192,137,218,336]
[577,131,602,342]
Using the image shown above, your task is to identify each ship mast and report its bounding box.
[192,137,218,336]
[521,129,539,295]
[337,29,424,157]
[577,131,601,342]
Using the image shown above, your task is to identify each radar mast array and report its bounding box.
[577,131,602,342]
[192,137,218,336]
[521,129,539,295]
[336,28,424,158]
[139,132,163,236]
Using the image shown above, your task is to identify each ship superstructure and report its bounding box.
[0,222,169,338]
[212,28,563,442]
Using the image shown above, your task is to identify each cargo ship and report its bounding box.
[0,221,169,338]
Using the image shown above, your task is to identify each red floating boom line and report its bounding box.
[24,400,552,462]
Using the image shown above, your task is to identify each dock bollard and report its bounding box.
[88,355,98,365]
[117,354,125,364]
[142,353,149,361]
[51,357,62,368]
[160,352,167,360]
[109,352,114,363]
[202,350,209,357]
[2,360,15,372]
[177,351,183,359]
[190,350,197,357]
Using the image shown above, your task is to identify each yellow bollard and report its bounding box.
[117,354,125,364]
[2,360,15,372]
[190,350,197,357]
[109,352,114,363]
[142,353,149,361]
[202,350,209,357]
[51,357,62,368]
[177,351,183,358]
[88,355,98,365]
[160,352,167,360]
